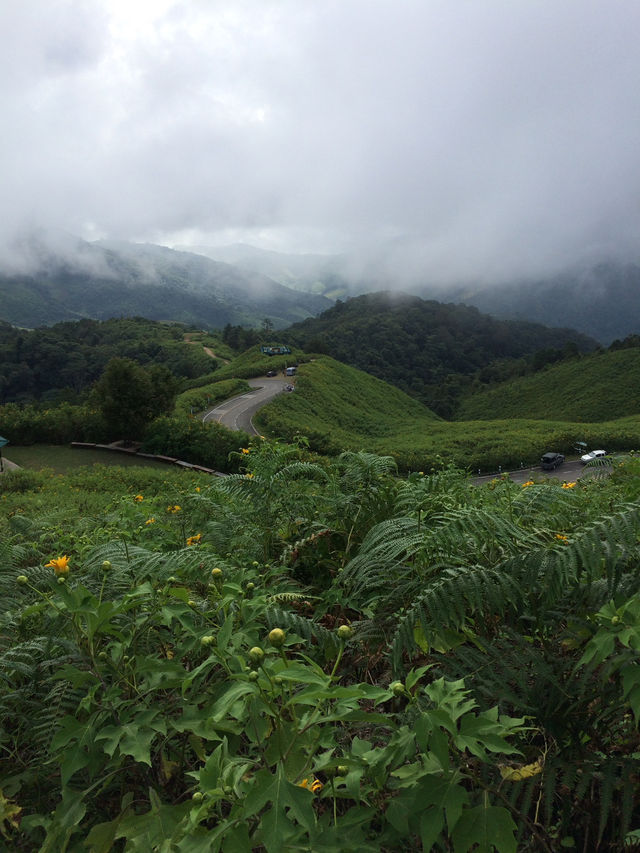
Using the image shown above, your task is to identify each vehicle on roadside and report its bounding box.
[266,370,277,377]
[540,452,565,471]
[580,449,607,464]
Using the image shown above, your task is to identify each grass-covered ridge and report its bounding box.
[254,356,640,471]
[254,356,441,453]
[1,441,640,849]
[458,346,640,422]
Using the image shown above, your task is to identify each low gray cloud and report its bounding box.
[1,0,639,284]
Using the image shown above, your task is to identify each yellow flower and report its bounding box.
[298,778,323,793]
[245,473,254,479]
[522,480,534,488]
[167,505,181,513]
[186,533,202,546]
[45,555,70,576]
[555,533,568,543]
[134,494,144,502]
[195,486,201,492]
[145,517,156,525]
[561,482,577,489]
[241,447,250,454]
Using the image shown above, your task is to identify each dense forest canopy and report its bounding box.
[284,292,597,416]
[0,317,215,404]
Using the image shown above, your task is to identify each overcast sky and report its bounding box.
[2,0,639,283]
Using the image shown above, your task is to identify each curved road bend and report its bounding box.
[203,377,289,435]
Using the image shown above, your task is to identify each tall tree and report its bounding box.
[92,357,177,442]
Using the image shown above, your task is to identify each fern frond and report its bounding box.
[264,606,340,655]
[271,462,329,484]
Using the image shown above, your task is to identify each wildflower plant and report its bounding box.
[1,444,640,850]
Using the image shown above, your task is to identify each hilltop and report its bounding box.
[283,292,596,416]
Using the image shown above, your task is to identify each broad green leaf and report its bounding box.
[420,807,445,851]
[245,764,316,852]
[451,802,517,853]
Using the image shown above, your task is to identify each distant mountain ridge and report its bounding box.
[178,242,352,299]
[432,261,640,345]
[0,234,332,329]
[178,243,640,344]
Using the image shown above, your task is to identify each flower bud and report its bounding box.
[268,628,286,648]
[16,575,28,585]
[336,765,349,777]
[200,635,215,647]
[246,582,255,592]
[101,560,112,572]
[248,646,264,664]
[191,791,204,803]
[248,670,260,682]
[390,680,406,697]
[336,624,353,641]
[57,576,67,584]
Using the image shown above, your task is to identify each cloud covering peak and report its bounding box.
[1,0,639,283]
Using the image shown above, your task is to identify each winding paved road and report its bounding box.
[202,377,290,435]
[473,458,610,486]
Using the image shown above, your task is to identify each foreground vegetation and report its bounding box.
[1,442,639,850]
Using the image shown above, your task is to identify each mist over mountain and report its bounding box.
[178,243,640,345]
[0,233,332,329]
[428,261,640,345]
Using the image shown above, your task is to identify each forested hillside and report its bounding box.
[284,292,596,416]
[443,261,640,345]
[0,317,217,404]
[0,235,331,330]
[458,343,640,422]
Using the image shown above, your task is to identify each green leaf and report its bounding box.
[85,793,134,853]
[420,807,445,851]
[95,710,166,766]
[245,765,316,853]
[451,801,517,853]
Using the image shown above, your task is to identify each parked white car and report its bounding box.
[580,449,607,464]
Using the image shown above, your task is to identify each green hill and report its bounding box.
[253,356,640,472]
[458,347,640,422]
[283,292,596,417]
[254,356,441,455]
[0,317,219,405]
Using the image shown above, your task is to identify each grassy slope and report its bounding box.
[254,356,640,472]
[254,356,440,454]
[458,348,640,422]
[212,345,309,380]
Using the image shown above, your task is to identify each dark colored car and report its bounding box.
[540,452,565,471]
[266,370,277,377]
